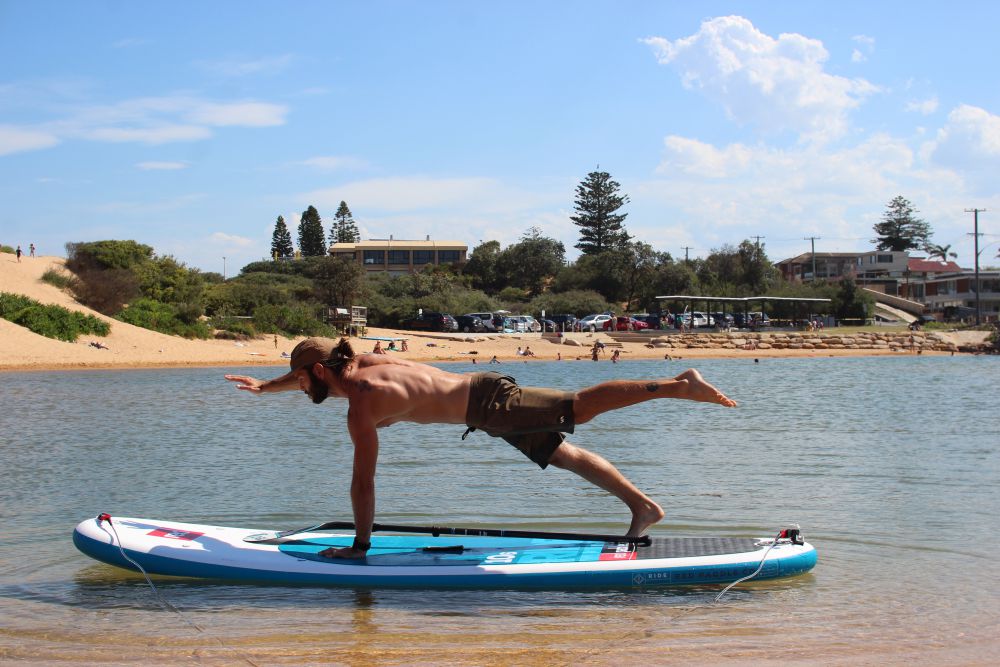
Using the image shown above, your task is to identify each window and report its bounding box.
[877,254,894,264]
[388,250,410,265]
[413,250,434,265]
[363,250,385,265]
[438,250,460,264]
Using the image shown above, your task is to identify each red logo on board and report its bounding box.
[599,542,636,561]
[148,527,204,541]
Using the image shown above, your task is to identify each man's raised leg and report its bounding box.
[573,368,736,425]
[547,442,664,536]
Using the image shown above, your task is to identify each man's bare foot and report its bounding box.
[674,369,737,407]
[627,501,665,537]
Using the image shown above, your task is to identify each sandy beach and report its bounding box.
[0,252,982,372]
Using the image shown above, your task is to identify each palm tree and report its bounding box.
[924,243,957,262]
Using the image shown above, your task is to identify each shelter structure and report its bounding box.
[656,295,832,329]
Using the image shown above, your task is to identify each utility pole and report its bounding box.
[966,208,986,325]
[804,237,821,281]
[681,246,693,263]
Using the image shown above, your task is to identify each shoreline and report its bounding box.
[0,254,983,373]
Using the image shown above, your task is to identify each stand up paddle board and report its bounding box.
[73,514,817,589]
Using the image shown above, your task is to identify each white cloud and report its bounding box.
[300,155,369,170]
[86,124,211,144]
[209,232,255,247]
[927,104,1000,193]
[851,49,866,64]
[136,161,189,170]
[0,125,60,156]
[906,97,939,115]
[642,16,878,144]
[187,101,287,127]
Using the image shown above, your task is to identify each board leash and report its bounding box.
[96,514,261,667]
[714,524,802,603]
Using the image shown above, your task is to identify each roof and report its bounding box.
[330,239,467,250]
[907,258,962,273]
[776,252,864,265]
[656,295,831,303]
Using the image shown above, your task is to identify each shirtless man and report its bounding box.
[225,337,736,559]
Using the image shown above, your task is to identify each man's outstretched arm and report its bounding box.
[224,370,299,394]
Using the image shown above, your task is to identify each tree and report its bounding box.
[297,205,327,256]
[331,201,360,244]
[308,255,365,307]
[271,216,294,259]
[496,227,566,297]
[570,170,631,255]
[462,240,503,293]
[924,243,957,262]
[872,196,932,252]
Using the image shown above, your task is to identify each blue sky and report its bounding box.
[2,1,998,274]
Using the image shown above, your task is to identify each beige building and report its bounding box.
[329,236,467,275]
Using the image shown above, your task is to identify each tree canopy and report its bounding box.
[872,196,932,252]
[570,170,631,255]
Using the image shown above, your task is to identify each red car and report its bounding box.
[614,316,649,331]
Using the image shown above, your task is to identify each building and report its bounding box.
[776,250,911,293]
[329,236,467,275]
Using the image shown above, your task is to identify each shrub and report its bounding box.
[0,292,111,341]
[1,244,14,254]
[117,298,211,339]
[41,269,73,289]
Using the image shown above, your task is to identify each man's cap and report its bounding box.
[289,337,338,372]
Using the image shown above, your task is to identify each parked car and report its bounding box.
[455,314,487,333]
[507,315,541,333]
[399,312,457,332]
[466,312,502,332]
[578,314,614,332]
[691,311,714,328]
[540,318,558,332]
[710,312,735,328]
[548,314,578,331]
[613,316,650,331]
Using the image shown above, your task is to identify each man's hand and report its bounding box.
[318,546,368,559]
[225,374,266,393]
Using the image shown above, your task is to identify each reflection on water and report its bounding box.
[1,357,998,664]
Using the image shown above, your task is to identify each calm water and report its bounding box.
[1,356,998,665]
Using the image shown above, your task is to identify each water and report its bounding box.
[1,357,998,665]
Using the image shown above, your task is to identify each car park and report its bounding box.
[614,316,649,331]
[710,312,735,329]
[399,312,458,332]
[540,318,558,332]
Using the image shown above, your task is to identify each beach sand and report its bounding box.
[0,252,973,372]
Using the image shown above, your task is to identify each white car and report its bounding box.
[691,311,715,328]
[578,314,614,332]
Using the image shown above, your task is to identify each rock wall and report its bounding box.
[640,331,960,353]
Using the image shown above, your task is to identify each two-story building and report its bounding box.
[329,236,467,275]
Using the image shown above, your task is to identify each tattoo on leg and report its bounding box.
[645,382,660,393]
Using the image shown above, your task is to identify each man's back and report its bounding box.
[345,356,471,428]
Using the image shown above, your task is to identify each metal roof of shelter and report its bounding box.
[656,295,831,303]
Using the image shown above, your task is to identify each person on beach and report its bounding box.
[15,245,22,262]
[225,337,737,559]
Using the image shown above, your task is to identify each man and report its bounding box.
[225,337,736,559]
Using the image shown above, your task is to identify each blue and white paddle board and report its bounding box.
[73,516,817,589]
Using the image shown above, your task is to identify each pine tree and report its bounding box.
[571,170,631,255]
[871,196,932,252]
[270,215,294,259]
[297,205,327,256]
[331,201,361,243]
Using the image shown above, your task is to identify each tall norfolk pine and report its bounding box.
[298,205,327,256]
[271,216,294,259]
[571,170,631,255]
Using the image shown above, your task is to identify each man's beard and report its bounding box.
[306,367,329,404]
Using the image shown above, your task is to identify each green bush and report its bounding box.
[41,269,73,289]
[211,317,257,338]
[1,244,14,254]
[117,298,211,339]
[0,292,111,341]
[252,303,333,336]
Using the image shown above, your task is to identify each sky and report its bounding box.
[2,1,999,275]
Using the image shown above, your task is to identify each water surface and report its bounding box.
[1,356,998,664]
